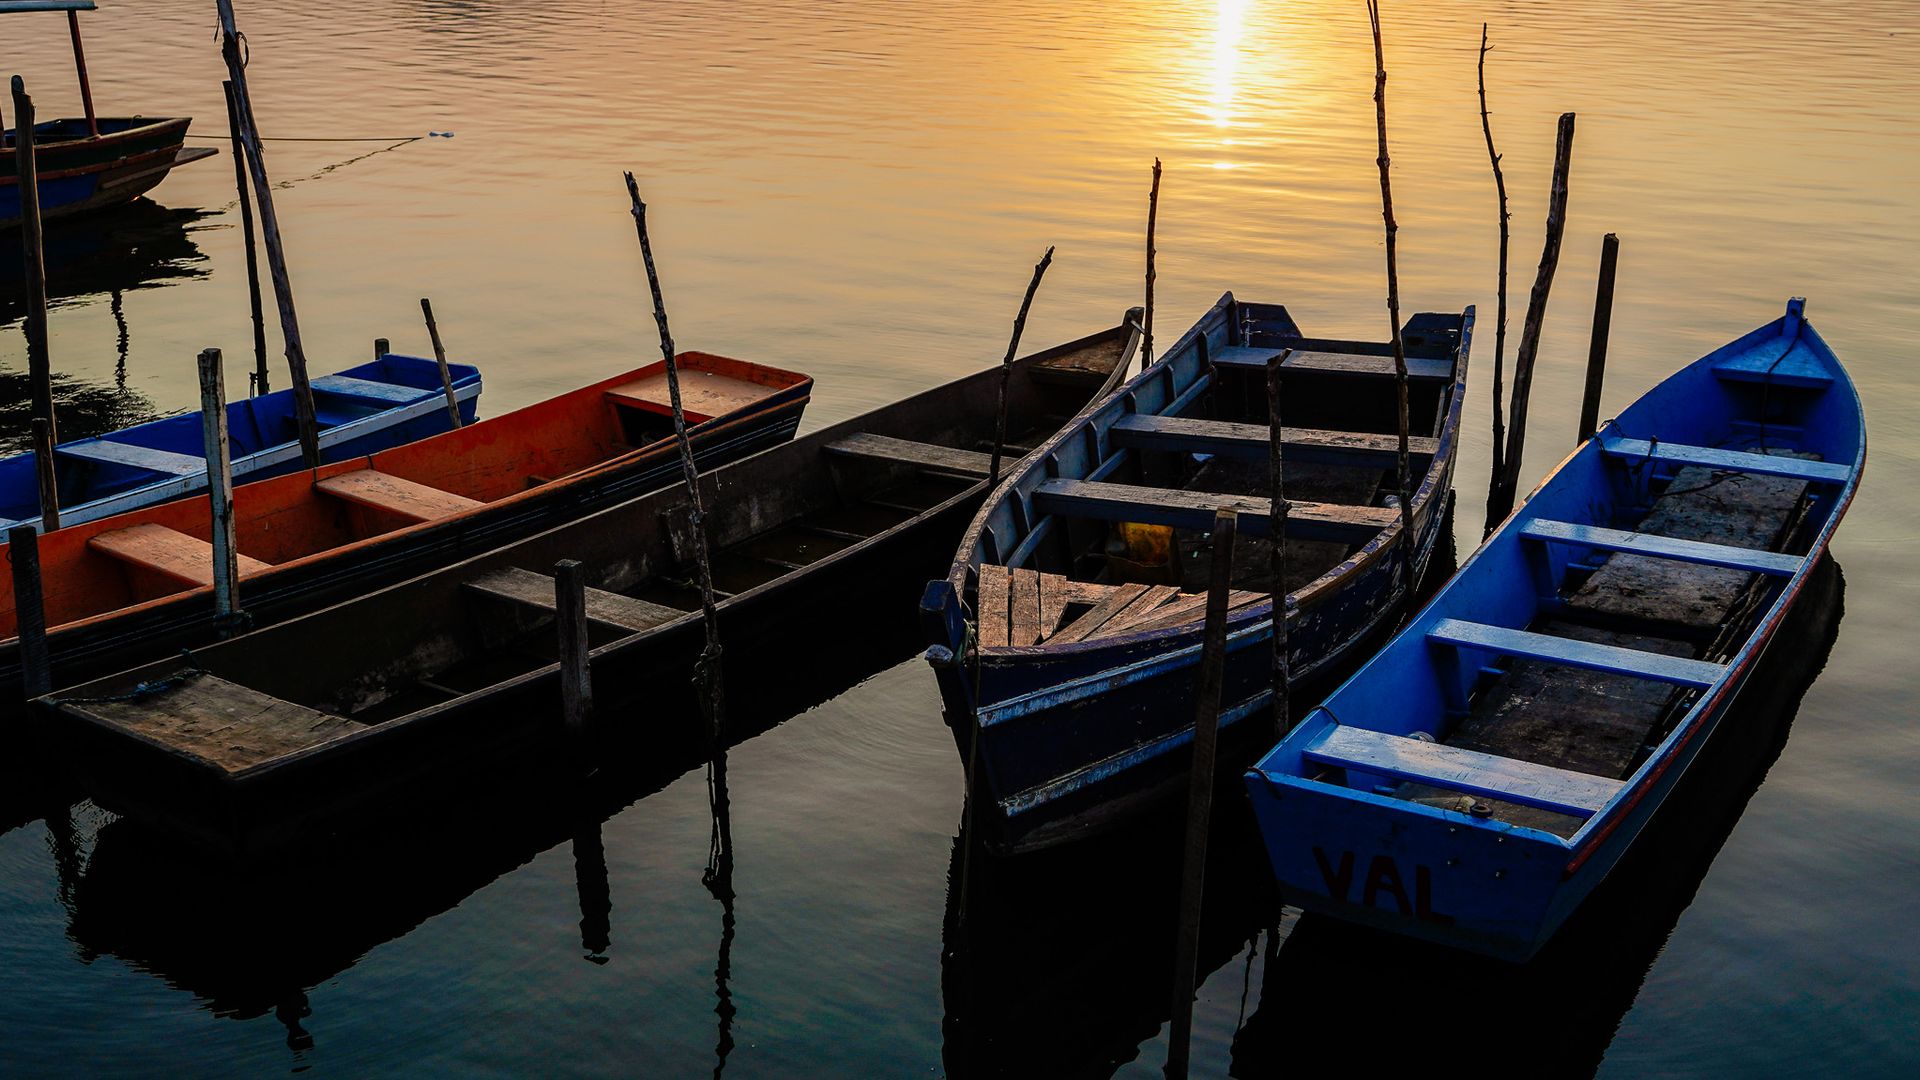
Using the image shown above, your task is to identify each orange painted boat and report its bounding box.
[0,353,810,706]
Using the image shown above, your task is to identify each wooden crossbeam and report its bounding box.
[315,468,484,524]
[1032,479,1396,545]
[1109,414,1437,466]
[1599,437,1850,485]
[1207,345,1453,381]
[1521,518,1802,577]
[1304,724,1625,817]
[825,432,992,478]
[88,523,271,587]
[465,566,683,633]
[1428,618,1725,687]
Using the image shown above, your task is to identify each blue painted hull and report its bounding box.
[1245,298,1866,961]
[0,355,482,532]
[925,292,1473,853]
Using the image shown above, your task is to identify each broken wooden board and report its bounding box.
[77,673,360,776]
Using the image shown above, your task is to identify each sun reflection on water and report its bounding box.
[1206,0,1251,129]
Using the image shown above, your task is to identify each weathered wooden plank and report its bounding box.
[1036,571,1072,640]
[1048,582,1149,645]
[1032,479,1396,545]
[1102,584,1179,632]
[79,673,359,775]
[1308,725,1624,817]
[977,565,1011,648]
[1109,414,1438,465]
[1522,518,1802,577]
[1106,589,1266,638]
[825,432,991,478]
[465,566,683,633]
[1008,567,1043,646]
[315,468,484,523]
[603,367,779,423]
[1599,437,1850,485]
[1207,345,1452,381]
[1430,618,1725,687]
[310,373,428,405]
[56,439,204,476]
[88,523,271,587]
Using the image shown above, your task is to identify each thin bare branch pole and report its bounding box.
[222,81,270,397]
[1266,349,1293,741]
[1478,23,1512,536]
[419,298,465,427]
[12,78,54,445]
[32,418,58,531]
[1367,1,1414,598]
[624,172,728,755]
[66,11,98,137]
[1489,111,1577,526]
[1145,158,1162,365]
[987,246,1056,487]
[1577,232,1620,444]
[216,0,322,468]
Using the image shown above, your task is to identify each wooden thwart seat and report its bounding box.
[1305,724,1625,818]
[1207,346,1453,381]
[315,469,484,524]
[604,368,775,423]
[1599,436,1850,485]
[825,433,992,478]
[465,566,685,633]
[57,439,205,476]
[1109,414,1438,466]
[79,673,359,776]
[88,523,271,587]
[1031,479,1396,545]
[1427,618,1725,687]
[1520,518,1802,577]
[311,374,430,405]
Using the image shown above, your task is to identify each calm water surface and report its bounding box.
[1,2,1916,1075]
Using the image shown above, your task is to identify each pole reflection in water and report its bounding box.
[705,747,737,1079]
[1231,557,1848,1079]
[573,818,612,964]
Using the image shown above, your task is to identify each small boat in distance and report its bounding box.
[1245,298,1864,961]
[0,352,811,704]
[922,292,1472,854]
[0,2,217,229]
[35,313,1141,858]
[0,353,482,533]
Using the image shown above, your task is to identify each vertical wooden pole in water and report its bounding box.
[419,298,464,427]
[9,526,53,700]
[1577,232,1620,444]
[196,349,241,624]
[1167,506,1238,1079]
[1489,111,1577,524]
[555,559,593,740]
[374,338,390,359]
[216,0,322,468]
[987,247,1056,487]
[1366,3,1414,599]
[66,11,98,137]
[12,78,55,446]
[1144,158,1161,365]
[1478,22,1511,535]
[222,81,270,397]
[1266,351,1292,741]
[32,419,59,532]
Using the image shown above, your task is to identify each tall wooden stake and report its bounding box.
[1577,232,1620,444]
[419,298,464,427]
[1266,351,1292,741]
[196,349,241,623]
[222,81,270,397]
[374,337,390,359]
[32,419,59,532]
[987,247,1056,487]
[555,559,593,738]
[1166,506,1238,1080]
[66,11,98,137]
[9,525,52,700]
[216,0,321,468]
[1145,158,1162,365]
[12,78,54,446]
[1367,2,1414,597]
[624,173,728,755]
[1488,111,1577,526]
[1478,23,1511,535]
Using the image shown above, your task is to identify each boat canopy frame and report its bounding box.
[1,1,102,139]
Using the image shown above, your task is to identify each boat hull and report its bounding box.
[0,118,211,229]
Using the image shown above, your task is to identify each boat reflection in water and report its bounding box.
[1232,556,1846,1079]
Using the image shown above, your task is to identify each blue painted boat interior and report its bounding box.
[1245,299,1865,955]
[0,354,481,527]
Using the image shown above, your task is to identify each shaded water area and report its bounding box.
[2,2,1916,1075]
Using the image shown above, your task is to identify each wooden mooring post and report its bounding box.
[1144,158,1162,365]
[196,349,242,623]
[1166,505,1238,1079]
[32,419,59,532]
[1577,232,1620,444]
[987,247,1055,487]
[374,337,390,359]
[1266,351,1292,741]
[222,81,270,397]
[12,77,55,446]
[555,559,593,738]
[216,0,322,468]
[9,525,53,701]
[419,298,464,427]
[1478,22,1511,531]
[1365,3,1415,598]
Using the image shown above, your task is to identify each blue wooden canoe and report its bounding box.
[0,354,481,532]
[1245,298,1865,961]
[922,292,1472,853]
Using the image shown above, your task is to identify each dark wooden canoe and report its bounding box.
[35,311,1143,857]
[1,116,215,229]
[921,292,1473,854]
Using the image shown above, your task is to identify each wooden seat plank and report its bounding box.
[315,468,485,524]
[604,369,779,423]
[825,433,992,478]
[1109,414,1438,466]
[57,439,205,476]
[1599,437,1849,485]
[977,565,1011,648]
[1208,346,1453,381]
[1521,518,1802,577]
[311,374,430,405]
[1048,582,1150,646]
[1428,618,1725,687]
[88,523,271,587]
[1306,725,1624,818]
[77,673,359,776]
[1031,479,1396,545]
[465,566,685,633]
